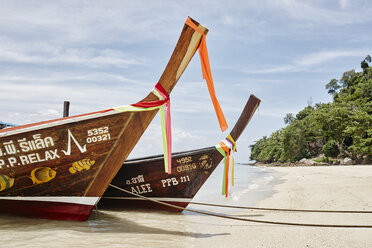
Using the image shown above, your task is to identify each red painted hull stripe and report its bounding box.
[0,108,114,134]
[0,199,94,221]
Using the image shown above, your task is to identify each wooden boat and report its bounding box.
[0,122,17,129]
[0,17,208,221]
[99,95,261,212]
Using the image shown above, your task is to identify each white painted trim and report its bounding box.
[0,110,117,138]
[101,196,192,203]
[0,196,99,206]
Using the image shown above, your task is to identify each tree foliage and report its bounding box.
[250,56,372,163]
[322,140,340,158]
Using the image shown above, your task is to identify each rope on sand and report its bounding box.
[189,202,372,214]
[108,184,372,228]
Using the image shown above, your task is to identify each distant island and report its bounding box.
[250,56,372,165]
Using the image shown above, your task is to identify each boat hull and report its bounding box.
[0,197,97,221]
[99,147,223,212]
[99,197,190,212]
[99,95,262,212]
[0,110,140,220]
[0,17,208,220]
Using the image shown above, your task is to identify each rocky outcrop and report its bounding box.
[340,157,354,165]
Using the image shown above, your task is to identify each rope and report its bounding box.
[189,202,372,214]
[108,184,372,228]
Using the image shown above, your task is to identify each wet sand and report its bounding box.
[1,165,273,248]
[188,165,372,248]
[2,165,372,247]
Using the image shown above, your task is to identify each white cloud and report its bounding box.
[0,72,153,125]
[244,49,370,74]
[36,109,60,117]
[339,0,351,9]
[128,122,209,159]
[272,0,371,25]
[0,1,188,44]
[0,44,145,68]
[0,0,371,163]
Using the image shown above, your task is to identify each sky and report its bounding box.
[0,0,371,162]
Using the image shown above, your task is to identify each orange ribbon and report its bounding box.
[185,18,228,132]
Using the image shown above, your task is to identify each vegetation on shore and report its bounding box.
[250,56,372,164]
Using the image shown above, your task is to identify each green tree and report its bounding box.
[322,140,340,158]
[250,57,372,164]
[361,55,371,72]
[326,79,341,96]
[296,106,314,120]
[284,113,295,125]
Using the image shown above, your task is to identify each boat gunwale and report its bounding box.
[124,146,216,164]
[0,108,122,137]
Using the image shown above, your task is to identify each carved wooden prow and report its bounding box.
[229,94,261,142]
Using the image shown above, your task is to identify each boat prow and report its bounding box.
[0,17,208,221]
[99,94,261,212]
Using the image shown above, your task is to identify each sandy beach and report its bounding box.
[188,165,372,248]
[2,165,372,248]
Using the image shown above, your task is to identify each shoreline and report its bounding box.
[253,161,372,167]
[189,165,372,247]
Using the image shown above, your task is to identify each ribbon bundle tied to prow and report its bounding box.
[216,134,237,197]
[185,17,228,132]
[114,17,228,175]
[114,82,172,174]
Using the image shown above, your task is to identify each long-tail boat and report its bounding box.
[0,17,210,221]
[99,95,261,212]
[0,122,17,129]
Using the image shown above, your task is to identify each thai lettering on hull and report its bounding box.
[0,125,112,191]
[0,134,57,169]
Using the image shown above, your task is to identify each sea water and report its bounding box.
[0,164,280,248]
[191,163,279,212]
